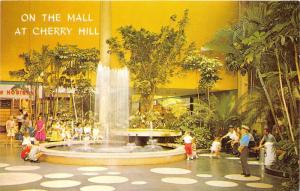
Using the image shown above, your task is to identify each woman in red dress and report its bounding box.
[35,116,46,142]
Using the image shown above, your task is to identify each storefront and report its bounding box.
[0,81,42,131]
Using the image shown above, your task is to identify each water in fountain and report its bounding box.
[148,121,155,148]
[94,65,129,144]
[144,121,164,151]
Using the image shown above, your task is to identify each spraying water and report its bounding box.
[94,65,129,143]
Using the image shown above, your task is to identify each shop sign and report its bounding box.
[0,85,42,99]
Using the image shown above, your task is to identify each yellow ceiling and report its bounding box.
[1,1,238,92]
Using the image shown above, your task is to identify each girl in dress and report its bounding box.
[6,116,16,145]
[35,116,46,142]
[210,136,222,158]
[183,131,193,160]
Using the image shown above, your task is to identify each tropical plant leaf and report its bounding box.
[204,28,236,54]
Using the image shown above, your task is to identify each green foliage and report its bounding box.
[129,111,162,129]
[170,98,215,148]
[237,86,285,128]
[160,91,241,148]
[129,113,146,129]
[9,46,51,85]
[191,101,215,126]
[161,110,178,129]
[159,98,189,117]
[75,79,94,95]
[190,125,212,149]
[182,53,222,91]
[52,44,99,89]
[207,1,299,131]
[129,110,177,129]
[10,44,99,91]
[205,28,236,54]
[205,2,299,74]
[107,10,195,112]
[207,2,299,189]
[209,92,241,132]
[174,112,213,149]
[274,140,299,191]
[9,44,100,119]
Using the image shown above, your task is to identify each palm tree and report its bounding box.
[210,92,241,134]
[205,2,299,143]
[10,46,51,118]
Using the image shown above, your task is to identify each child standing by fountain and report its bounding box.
[183,131,193,160]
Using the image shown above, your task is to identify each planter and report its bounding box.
[265,165,289,178]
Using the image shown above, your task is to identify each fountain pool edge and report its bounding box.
[40,141,186,166]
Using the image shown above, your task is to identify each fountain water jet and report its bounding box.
[94,65,129,143]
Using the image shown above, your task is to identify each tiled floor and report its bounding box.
[0,146,283,191]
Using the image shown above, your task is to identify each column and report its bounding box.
[100,1,112,66]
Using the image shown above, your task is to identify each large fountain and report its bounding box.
[40,64,185,165]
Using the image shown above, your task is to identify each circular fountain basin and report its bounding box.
[40,141,185,166]
[118,128,182,137]
[116,128,182,146]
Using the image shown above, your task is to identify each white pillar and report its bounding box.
[100,1,112,66]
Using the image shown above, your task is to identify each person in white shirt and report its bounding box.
[183,131,193,160]
[27,141,43,162]
[221,126,238,152]
[229,128,241,155]
[222,127,238,141]
[16,109,24,132]
[22,131,31,147]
